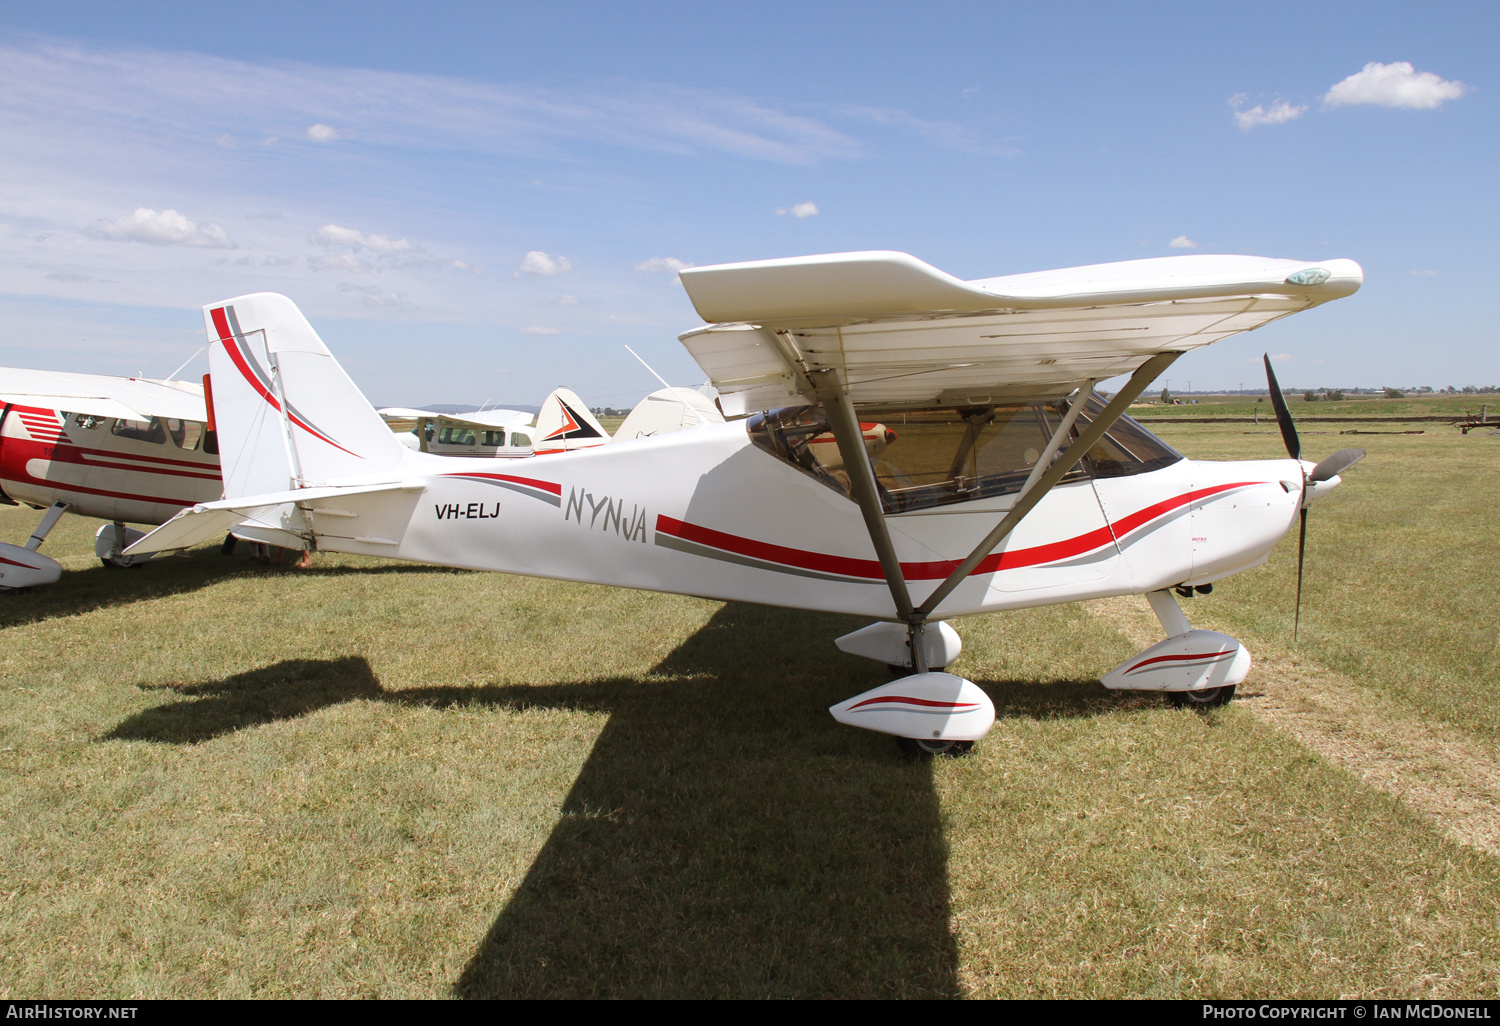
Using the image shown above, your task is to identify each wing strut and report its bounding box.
[808,368,915,622]
[912,350,1181,619]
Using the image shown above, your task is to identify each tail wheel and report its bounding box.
[897,737,975,758]
[1168,684,1236,709]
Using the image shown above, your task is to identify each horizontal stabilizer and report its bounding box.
[123,481,426,555]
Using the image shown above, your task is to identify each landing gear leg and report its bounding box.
[25,502,69,552]
[98,521,147,568]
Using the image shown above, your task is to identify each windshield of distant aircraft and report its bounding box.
[748,394,1182,514]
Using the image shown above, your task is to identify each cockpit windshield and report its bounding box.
[748,394,1181,514]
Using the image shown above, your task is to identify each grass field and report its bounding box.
[1,416,1498,998]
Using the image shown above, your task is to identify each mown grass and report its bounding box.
[1151,420,1500,744]
[1132,394,1490,418]
[1,421,1498,998]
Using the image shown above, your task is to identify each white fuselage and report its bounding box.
[297,420,1301,620]
[0,405,221,524]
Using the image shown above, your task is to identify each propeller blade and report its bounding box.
[1295,507,1307,641]
[1309,447,1366,483]
[1263,354,1300,462]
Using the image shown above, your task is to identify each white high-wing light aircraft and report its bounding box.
[128,251,1364,754]
[381,384,723,457]
[379,388,615,458]
[0,368,220,588]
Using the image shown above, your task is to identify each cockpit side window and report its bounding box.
[748,394,1182,513]
[1073,396,1183,478]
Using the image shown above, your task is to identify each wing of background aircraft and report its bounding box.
[0,367,207,423]
[377,407,534,432]
[677,251,1361,415]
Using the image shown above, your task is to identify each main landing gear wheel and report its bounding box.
[1168,684,1236,709]
[896,737,975,758]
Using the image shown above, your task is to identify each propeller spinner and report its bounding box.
[1262,355,1366,638]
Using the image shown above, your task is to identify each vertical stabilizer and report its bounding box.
[205,294,404,498]
[534,387,611,453]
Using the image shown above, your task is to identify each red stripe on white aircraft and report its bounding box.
[849,696,982,711]
[655,481,1265,582]
[209,307,362,459]
[1124,649,1237,674]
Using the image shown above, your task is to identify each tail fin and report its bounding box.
[533,387,610,454]
[205,294,404,497]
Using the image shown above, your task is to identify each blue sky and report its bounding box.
[0,2,1492,406]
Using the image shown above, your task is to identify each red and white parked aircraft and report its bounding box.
[0,369,221,589]
[128,251,1364,754]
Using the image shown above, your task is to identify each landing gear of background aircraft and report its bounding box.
[1168,684,1236,709]
[95,522,150,569]
[897,737,975,758]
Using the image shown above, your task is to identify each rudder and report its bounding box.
[206,294,405,497]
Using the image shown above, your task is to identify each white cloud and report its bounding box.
[337,282,408,308]
[635,256,693,273]
[1323,62,1465,109]
[1411,269,1437,276]
[555,294,578,305]
[86,207,232,247]
[263,255,297,266]
[516,251,571,276]
[309,253,374,272]
[1232,98,1307,131]
[521,325,560,335]
[310,224,413,254]
[775,201,819,218]
[1168,236,1197,249]
[307,123,345,142]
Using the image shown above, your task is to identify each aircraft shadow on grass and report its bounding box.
[106,602,1148,998]
[0,547,468,631]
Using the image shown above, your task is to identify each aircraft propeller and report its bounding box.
[1262,355,1366,639]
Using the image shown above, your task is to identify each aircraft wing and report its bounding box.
[0,367,207,422]
[377,407,534,429]
[676,251,1362,414]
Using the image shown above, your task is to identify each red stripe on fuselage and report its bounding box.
[0,440,209,508]
[655,481,1265,582]
[441,472,561,495]
[4,437,219,482]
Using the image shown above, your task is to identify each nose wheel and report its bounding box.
[1168,684,1236,708]
[896,737,975,758]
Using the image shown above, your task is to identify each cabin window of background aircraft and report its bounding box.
[110,417,167,445]
[166,419,204,451]
[749,394,1183,515]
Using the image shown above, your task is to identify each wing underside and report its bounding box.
[677,252,1362,414]
[0,368,207,422]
